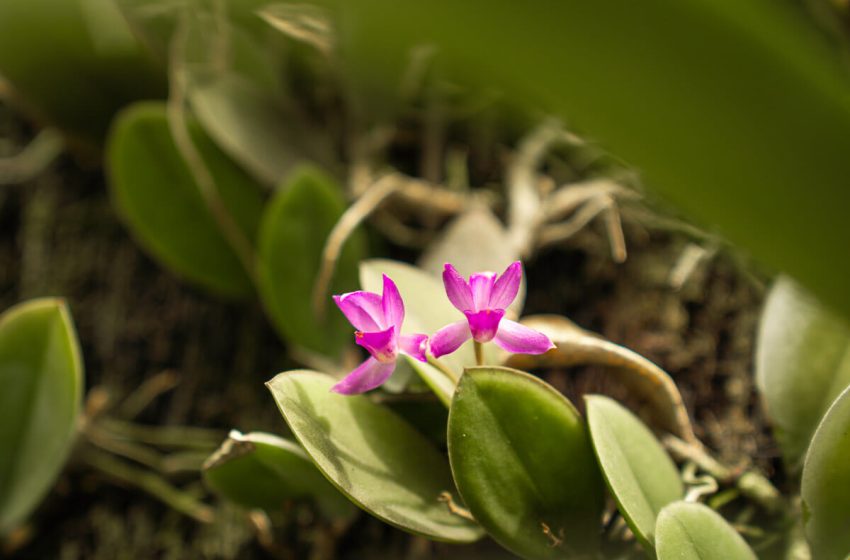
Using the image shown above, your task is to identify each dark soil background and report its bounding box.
[0,100,780,559]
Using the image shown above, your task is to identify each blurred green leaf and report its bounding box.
[586,394,683,552]
[404,355,454,407]
[0,0,165,146]
[203,430,354,518]
[801,385,850,559]
[756,276,850,472]
[321,0,850,319]
[257,166,363,357]
[0,299,83,534]
[655,501,757,560]
[448,366,603,559]
[108,102,265,298]
[266,370,483,543]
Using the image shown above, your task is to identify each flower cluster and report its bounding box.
[331,261,554,394]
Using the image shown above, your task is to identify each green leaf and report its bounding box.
[321,0,850,319]
[203,430,353,518]
[359,259,502,375]
[257,166,364,357]
[656,501,757,560]
[107,101,265,298]
[0,0,165,145]
[801,384,850,559]
[586,394,683,552]
[0,299,83,534]
[403,355,455,407]
[756,276,850,471]
[447,366,603,559]
[266,370,483,543]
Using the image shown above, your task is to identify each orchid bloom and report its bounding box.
[332,275,428,394]
[430,261,555,358]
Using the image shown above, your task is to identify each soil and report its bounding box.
[0,100,780,559]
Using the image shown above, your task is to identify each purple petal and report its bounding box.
[334,291,385,331]
[381,274,405,328]
[489,261,522,310]
[399,333,428,362]
[331,357,396,394]
[492,319,556,355]
[464,309,505,343]
[469,272,496,311]
[355,326,397,362]
[430,320,471,358]
[443,263,474,312]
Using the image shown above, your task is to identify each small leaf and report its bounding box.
[257,166,364,357]
[203,430,353,518]
[508,314,697,443]
[586,394,683,552]
[0,299,83,534]
[359,259,502,374]
[403,355,455,407]
[107,101,265,298]
[417,207,525,317]
[801,384,850,559]
[266,370,483,543]
[655,501,757,560]
[448,366,604,559]
[756,276,850,471]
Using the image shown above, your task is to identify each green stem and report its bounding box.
[474,341,484,366]
[427,355,459,385]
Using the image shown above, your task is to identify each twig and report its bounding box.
[437,492,475,521]
[0,129,64,185]
[473,341,484,366]
[118,370,180,419]
[427,355,459,385]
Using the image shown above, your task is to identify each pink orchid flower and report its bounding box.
[430,261,555,358]
[332,275,428,394]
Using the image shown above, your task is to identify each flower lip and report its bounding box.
[464,308,505,343]
[355,326,397,363]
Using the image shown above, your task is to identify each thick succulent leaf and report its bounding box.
[586,394,683,552]
[0,0,165,146]
[756,276,850,471]
[656,501,757,560]
[360,259,502,375]
[107,102,265,298]
[0,299,83,534]
[448,366,603,559]
[507,314,697,443]
[801,385,850,559]
[203,430,353,518]
[257,166,364,357]
[322,0,850,319]
[266,370,483,543]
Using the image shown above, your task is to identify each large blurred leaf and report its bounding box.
[321,0,850,319]
[801,385,850,559]
[586,394,683,552]
[203,430,353,518]
[266,370,483,543]
[0,299,83,534]
[0,0,165,146]
[257,166,364,357]
[447,366,603,559]
[107,102,265,298]
[655,501,757,560]
[756,276,850,471]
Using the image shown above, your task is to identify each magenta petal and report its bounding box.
[469,272,496,311]
[399,333,428,362]
[442,263,474,312]
[492,319,556,355]
[489,261,522,310]
[464,309,504,343]
[334,291,385,331]
[331,357,396,394]
[430,320,471,358]
[381,274,405,328]
[355,326,397,362]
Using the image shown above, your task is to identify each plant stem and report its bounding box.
[427,355,459,385]
[474,341,484,366]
